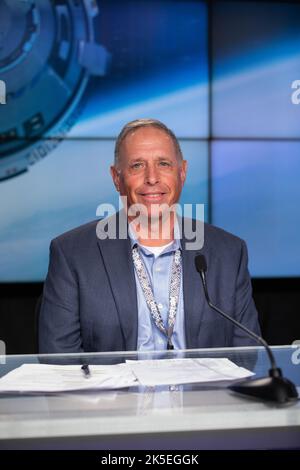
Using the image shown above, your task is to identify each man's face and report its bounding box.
[110,127,187,219]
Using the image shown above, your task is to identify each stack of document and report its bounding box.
[126,358,254,387]
[0,358,254,393]
[0,363,137,393]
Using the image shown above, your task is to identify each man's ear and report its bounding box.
[180,160,188,187]
[110,165,120,192]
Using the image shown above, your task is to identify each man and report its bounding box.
[39,119,261,353]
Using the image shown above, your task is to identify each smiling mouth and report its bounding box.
[139,193,167,201]
[139,192,166,197]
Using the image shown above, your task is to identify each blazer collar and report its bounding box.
[181,217,207,349]
[96,211,138,351]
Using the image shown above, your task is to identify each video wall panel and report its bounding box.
[0,0,299,280]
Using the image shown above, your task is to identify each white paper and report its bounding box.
[126,358,254,387]
[0,358,255,393]
[0,363,137,393]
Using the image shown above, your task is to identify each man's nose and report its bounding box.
[144,164,159,185]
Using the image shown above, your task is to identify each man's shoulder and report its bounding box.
[50,211,125,252]
[182,217,245,247]
[51,219,99,249]
[202,222,248,266]
[203,222,244,248]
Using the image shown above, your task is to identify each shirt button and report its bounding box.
[157,303,163,310]
[155,266,161,272]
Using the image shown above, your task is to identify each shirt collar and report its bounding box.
[128,217,182,255]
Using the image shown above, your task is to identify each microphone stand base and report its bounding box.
[228,376,298,404]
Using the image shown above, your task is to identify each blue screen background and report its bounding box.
[0,0,299,280]
[212,141,300,277]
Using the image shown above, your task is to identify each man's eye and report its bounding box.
[159,161,171,167]
[131,162,143,169]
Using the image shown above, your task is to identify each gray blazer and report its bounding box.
[39,214,261,353]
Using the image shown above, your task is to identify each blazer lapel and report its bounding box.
[181,218,207,348]
[97,212,138,350]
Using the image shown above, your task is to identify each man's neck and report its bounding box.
[129,214,176,247]
[139,236,173,247]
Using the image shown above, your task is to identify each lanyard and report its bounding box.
[132,245,182,349]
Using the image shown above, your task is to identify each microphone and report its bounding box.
[195,254,298,404]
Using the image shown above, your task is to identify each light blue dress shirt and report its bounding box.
[129,226,186,351]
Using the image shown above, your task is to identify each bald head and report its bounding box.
[114,118,183,168]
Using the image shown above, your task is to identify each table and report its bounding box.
[0,346,299,449]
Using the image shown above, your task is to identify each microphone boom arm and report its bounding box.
[199,270,278,373]
[195,255,298,403]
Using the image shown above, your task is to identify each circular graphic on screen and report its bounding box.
[0,0,109,181]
